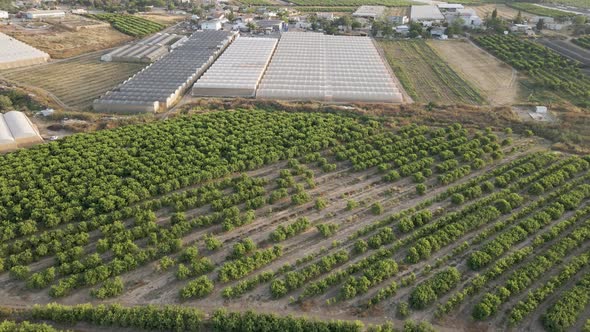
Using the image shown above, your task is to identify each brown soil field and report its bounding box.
[427,40,521,106]
[135,13,187,25]
[468,4,532,20]
[0,22,132,59]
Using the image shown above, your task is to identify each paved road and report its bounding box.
[537,38,590,67]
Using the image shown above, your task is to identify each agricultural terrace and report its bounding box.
[468,4,532,21]
[573,36,590,50]
[474,35,590,108]
[0,52,145,110]
[84,14,165,37]
[1,110,589,331]
[506,3,579,20]
[288,0,413,6]
[379,40,484,105]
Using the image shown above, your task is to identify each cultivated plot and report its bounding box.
[1,110,588,332]
[427,40,520,106]
[0,52,145,110]
[379,40,484,105]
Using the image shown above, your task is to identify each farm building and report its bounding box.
[101,33,186,63]
[0,32,50,70]
[0,111,43,152]
[410,5,444,24]
[0,10,9,19]
[444,9,482,27]
[437,4,464,12]
[256,20,285,32]
[353,6,386,19]
[256,32,402,103]
[388,15,409,25]
[202,19,222,30]
[93,30,235,113]
[192,37,277,97]
[24,10,66,19]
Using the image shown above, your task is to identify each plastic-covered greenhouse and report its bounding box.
[192,37,277,98]
[0,32,50,70]
[256,32,402,103]
[0,111,43,152]
[93,31,235,113]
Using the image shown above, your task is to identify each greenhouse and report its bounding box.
[101,33,187,63]
[0,32,50,70]
[0,111,43,152]
[256,32,402,103]
[192,37,277,98]
[94,31,235,113]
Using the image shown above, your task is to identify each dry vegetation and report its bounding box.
[467,4,531,21]
[0,17,132,59]
[427,40,521,106]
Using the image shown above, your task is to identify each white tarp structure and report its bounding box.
[101,33,186,63]
[0,111,43,152]
[192,37,277,98]
[353,6,386,19]
[94,31,235,113]
[0,32,50,70]
[256,32,402,103]
[411,5,445,22]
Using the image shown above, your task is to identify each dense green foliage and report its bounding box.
[85,14,164,37]
[409,268,460,309]
[542,273,590,332]
[474,35,590,107]
[0,321,67,332]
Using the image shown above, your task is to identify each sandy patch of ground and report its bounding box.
[428,40,521,106]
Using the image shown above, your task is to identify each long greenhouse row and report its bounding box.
[257,32,403,103]
[93,30,235,113]
[192,37,278,98]
[93,32,403,113]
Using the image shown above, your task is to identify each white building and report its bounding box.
[388,15,409,25]
[352,6,386,19]
[25,10,66,19]
[201,19,222,30]
[411,5,444,24]
[437,4,464,13]
[0,10,9,19]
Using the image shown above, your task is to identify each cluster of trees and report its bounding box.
[473,219,590,320]
[438,165,471,185]
[316,223,339,238]
[180,276,214,299]
[218,246,282,282]
[542,273,590,332]
[91,277,124,299]
[339,259,398,300]
[398,210,433,233]
[222,271,274,299]
[269,217,311,242]
[367,227,395,249]
[409,268,460,309]
[230,238,257,259]
[509,253,590,325]
[406,205,502,263]
[0,321,63,332]
[270,250,349,298]
[474,35,590,106]
[468,185,589,270]
[367,281,398,306]
[31,303,204,331]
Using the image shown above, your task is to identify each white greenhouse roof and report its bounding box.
[411,5,444,21]
[256,32,402,103]
[101,33,183,63]
[0,32,50,70]
[0,111,42,151]
[192,37,277,98]
[94,31,235,113]
[353,6,386,18]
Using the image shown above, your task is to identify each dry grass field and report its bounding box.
[0,17,132,59]
[427,40,521,106]
[468,4,532,20]
[0,52,145,110]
